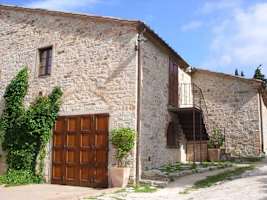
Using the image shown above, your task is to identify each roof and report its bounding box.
[192,68,264,87]
[192,68,267,107]
[0,4,189,68]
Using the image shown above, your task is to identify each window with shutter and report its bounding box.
[169,59,178,107]
[39,46,52,76]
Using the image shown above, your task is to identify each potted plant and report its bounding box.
[208,129,224,161]
[110,128,135,188]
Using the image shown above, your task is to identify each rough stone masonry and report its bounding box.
[192,70,263,157]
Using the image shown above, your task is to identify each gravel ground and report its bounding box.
[93,160,267,200]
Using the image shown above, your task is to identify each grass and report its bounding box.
[179,165,254,194]
[193,165,254,189]
[84,194,104,200]
[133,184,158,193]
[113,188,127,194]
[159,163,181,174]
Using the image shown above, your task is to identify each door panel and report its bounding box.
[51,114,109,188]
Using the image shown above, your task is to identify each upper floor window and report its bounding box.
[169,59,178,107]
[39,46,52,76]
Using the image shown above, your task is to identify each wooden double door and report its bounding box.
[51,114,109,188]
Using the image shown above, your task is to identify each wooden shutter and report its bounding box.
[169,59,178,107]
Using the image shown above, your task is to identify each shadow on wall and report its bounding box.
[104,52,136,86]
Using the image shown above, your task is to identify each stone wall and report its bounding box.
[261,95,267,152]
[140,38,187,171]
[0,8,138,181]
[192,71,262,157]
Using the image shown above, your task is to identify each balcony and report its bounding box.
[169,82,210,162]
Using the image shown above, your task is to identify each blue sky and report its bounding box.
[1,0,267,77]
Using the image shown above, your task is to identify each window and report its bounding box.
[166,122,179,148]
[39,46,52,76]
[169,59,178,107]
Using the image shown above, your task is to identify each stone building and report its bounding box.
[0,4,190,187]
[0,4,266,188]
[192,69,267,157]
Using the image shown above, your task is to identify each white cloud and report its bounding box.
[181,20,203,32]
[26,0,102,11]
[203,2,267,76]
[200,0,242,14]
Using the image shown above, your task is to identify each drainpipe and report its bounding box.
[135,25,146,185]
[259,90,264,153]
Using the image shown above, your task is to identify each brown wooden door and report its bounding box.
[51,114,109,188]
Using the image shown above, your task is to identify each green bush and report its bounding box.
[0,169,43,186]
[0,67,63,182]
[111,128,135,167]
[208,128,224,149]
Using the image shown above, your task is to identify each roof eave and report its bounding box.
[192,68,264,88]
[137,22,189,69]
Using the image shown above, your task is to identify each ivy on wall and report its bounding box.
[0,67,63,182]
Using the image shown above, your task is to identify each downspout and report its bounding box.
[259,90,264,153]
[135,25,146,185]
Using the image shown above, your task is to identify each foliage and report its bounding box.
[133,184,157,193]
[159,162,181,174]
[254,65,267,87]
[193,166,254,189]
[0,67,63,181]
[0,169,43,186]
[235,69,239,76]
[208,128,224,149]
[180,165,254,194]
[111,128,135,167]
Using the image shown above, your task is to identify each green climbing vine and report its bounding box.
[0,67,63,184]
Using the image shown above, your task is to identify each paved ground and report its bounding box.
[1,160,267,200]
[0,184,116,200]
[93,160,267,200]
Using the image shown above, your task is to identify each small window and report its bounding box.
[39,46,52,76]
[167,122,179,148]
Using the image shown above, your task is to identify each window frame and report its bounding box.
[38,46,53,77]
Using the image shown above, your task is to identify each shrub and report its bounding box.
[208,128,224,149]
[0,169,43,186]
[111,128,135,167]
